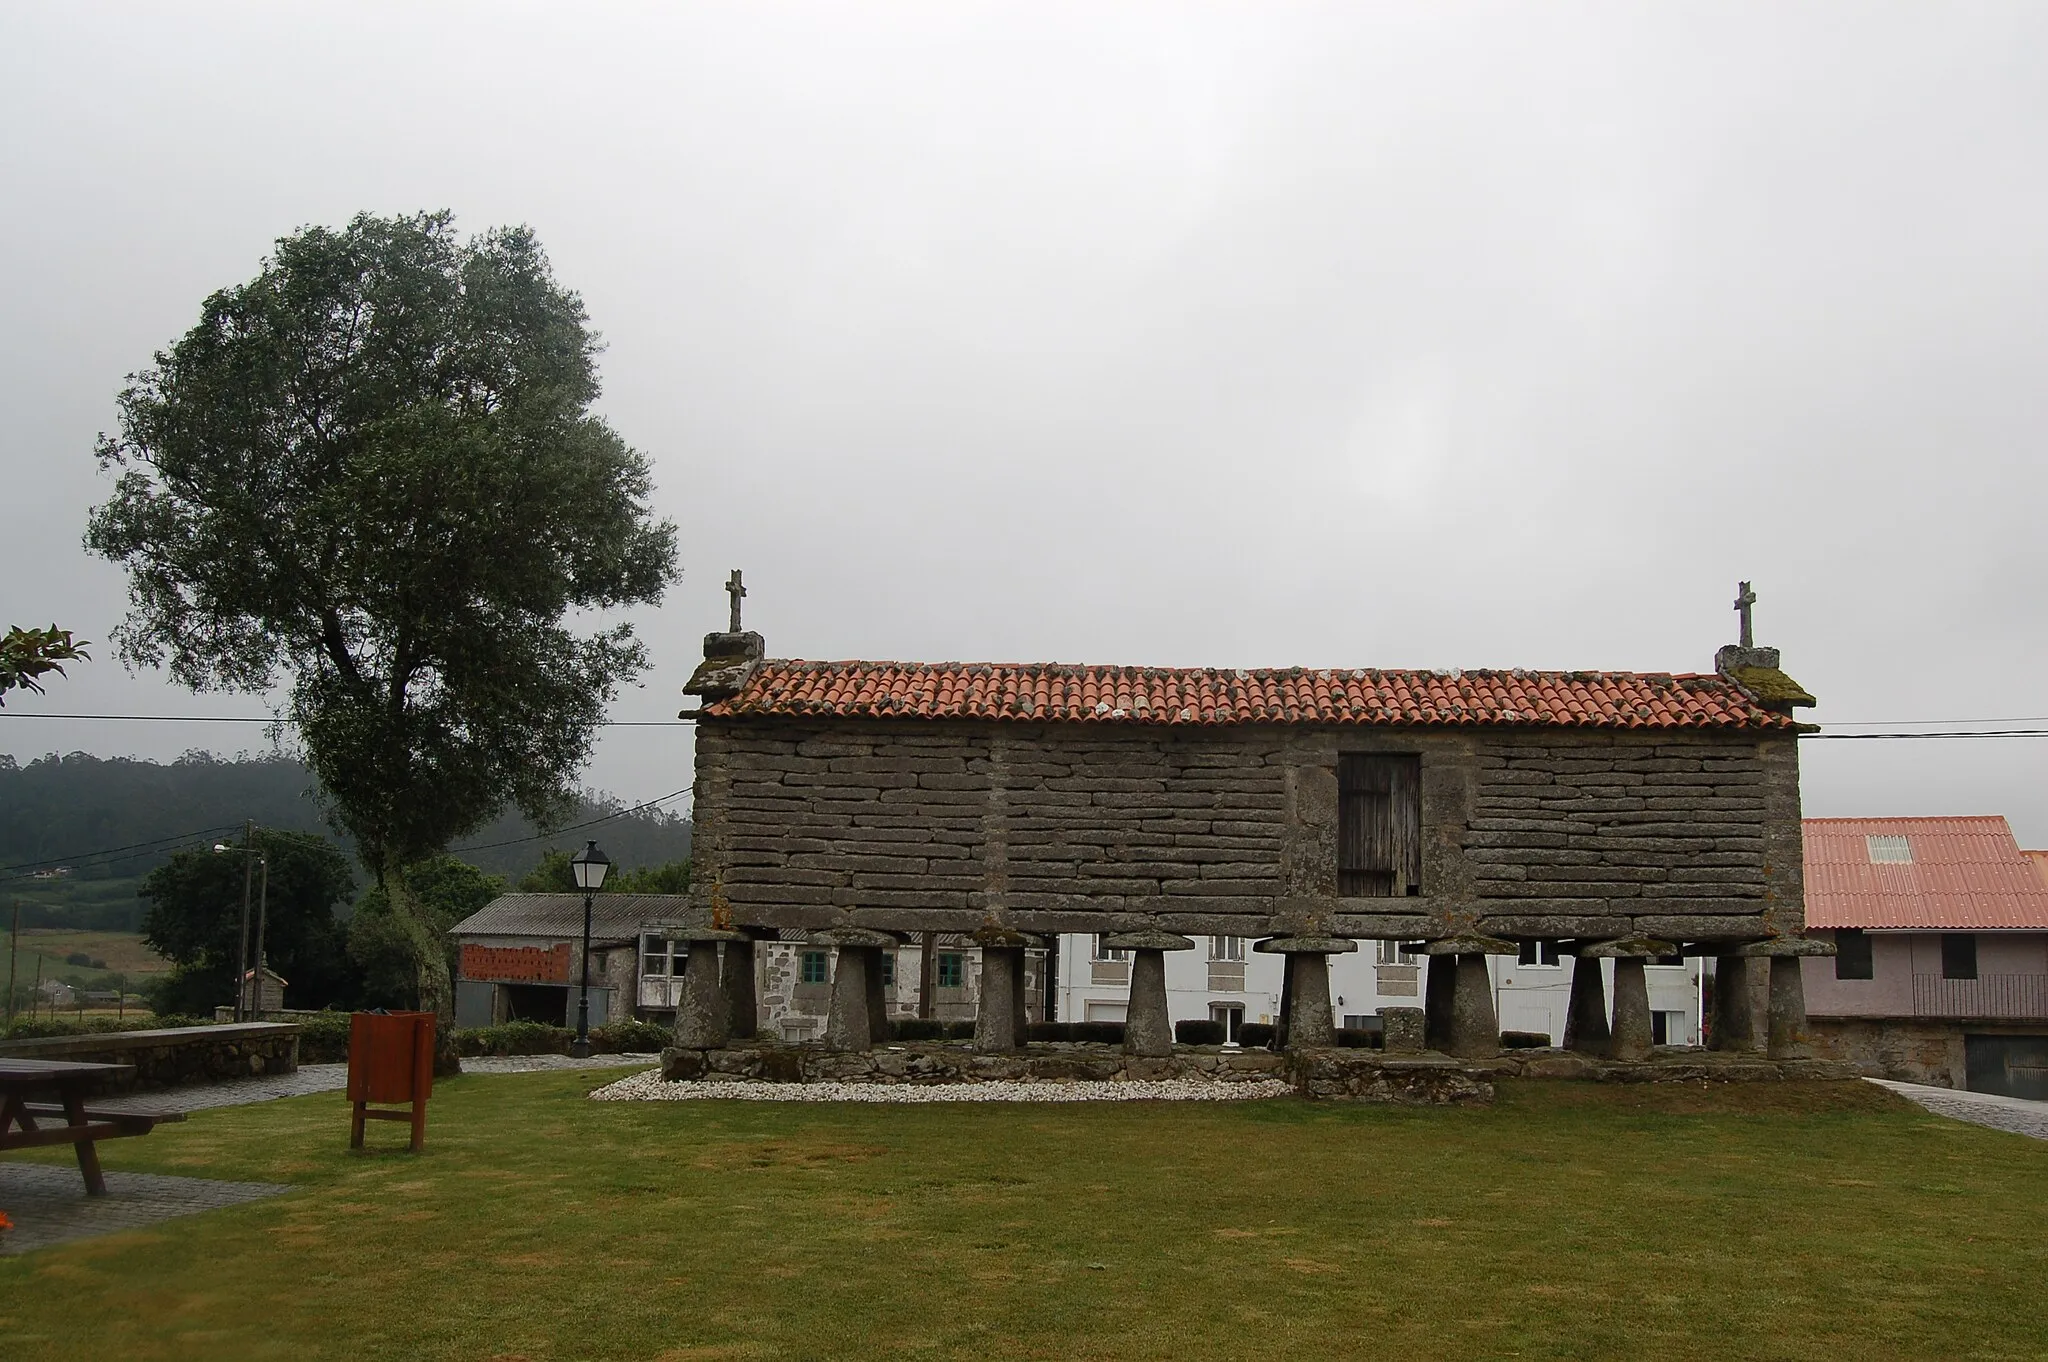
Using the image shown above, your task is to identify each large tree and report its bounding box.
[140,829,359,1017]
[1,625,88,705]
[87,211,679,1022]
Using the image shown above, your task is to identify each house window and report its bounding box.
[880,950,896,988]
[1834,929,1874,980]
[642,935,673,977]
[800,950,830,985]
[1866,835,1913,864]
[1209,1003,1244,1042]
[937,952,964,988]
[1517,940,1561,967]
[1209,935,1245,961]
[1337,754,1422,896]
[1941,933,1977,981]
[1093,934,1128,962]
[1376,939,1410,965]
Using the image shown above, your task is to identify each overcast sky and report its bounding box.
[4,3,2045,844]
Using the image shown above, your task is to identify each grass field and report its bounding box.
[3,1072,2045,1361]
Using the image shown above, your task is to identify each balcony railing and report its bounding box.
[1909,973,2048,1019]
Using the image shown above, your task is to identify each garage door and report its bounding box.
[1963,1035,2048,1100]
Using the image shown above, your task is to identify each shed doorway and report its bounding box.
[1964,1034,2048,1100]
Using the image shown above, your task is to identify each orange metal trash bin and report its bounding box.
[346,1011,436,1151]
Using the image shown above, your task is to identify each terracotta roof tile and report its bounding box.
[705,661,1798,730]
[1803,817,2048,930]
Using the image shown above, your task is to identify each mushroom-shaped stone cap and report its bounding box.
[1101,930,1197,952]
[1253,936,1360,955]
[806,926,899,949]
[970,926,1045,949]
[1575,936,1679,959]
[1416,934,1517,957]
[1728,936,1837,958]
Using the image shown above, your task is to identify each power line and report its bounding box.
[1801,730,2048,741]
[0,713,693,727]
[447,785,695,854]
[0,823,245,878]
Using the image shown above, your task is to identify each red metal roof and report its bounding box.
[707,661,1799,730]
[2026,849,2048,889]
[1803,817,2048,930]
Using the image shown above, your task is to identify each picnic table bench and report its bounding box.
[0,1058,185,1195]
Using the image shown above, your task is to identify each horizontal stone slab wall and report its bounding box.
[689,718,1803,943]
[0,1023,301,1094]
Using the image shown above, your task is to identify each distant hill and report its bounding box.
[0,750,692,889]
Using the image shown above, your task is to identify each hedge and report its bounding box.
[0,1014,215,1042]
[1174,1019,1226,1046]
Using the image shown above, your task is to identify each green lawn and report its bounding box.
[3,1073,2045,1361]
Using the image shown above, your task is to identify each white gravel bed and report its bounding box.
[590,1069,1296,1103]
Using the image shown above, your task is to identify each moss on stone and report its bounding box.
[1729,666,1817,706]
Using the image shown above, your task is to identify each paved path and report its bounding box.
[1868,1078,2048,1142]
[0,1163,289,1256]
[97,1052,659,1116]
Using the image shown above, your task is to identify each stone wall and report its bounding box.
[1807,1017,1968,1087]
[0,1022,301,1094]
[687,719,1803,945]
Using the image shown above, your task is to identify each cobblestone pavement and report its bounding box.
[1869,1078,2048,1141]
[0,1162,290,1256]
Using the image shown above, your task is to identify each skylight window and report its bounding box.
[1866,835,1913,864]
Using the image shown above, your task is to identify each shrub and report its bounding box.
[1175,1019,1226,1046]
[455,1020,573,1058]
[295,1011,355,1063]
[1023,1021,1071,1043]
[1501,1030,1552,1049]
[1238,1023,1276,1049]
[1334,1027,1383,1049]
[888,1018,949,1041]
[589,1020,671,1053]
[65,951,93,966]
[1070,1021,1125,1045]
[946,1020,977,1040]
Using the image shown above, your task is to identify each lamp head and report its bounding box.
[570,840,611,892]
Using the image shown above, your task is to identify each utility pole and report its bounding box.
[249,849,271,1019]
[6,899,19,1027]
[234,819,255,1023]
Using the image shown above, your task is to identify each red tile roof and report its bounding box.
[706,661,1800,730]
[1803,817,2048,930]
[2026,849,2048,890]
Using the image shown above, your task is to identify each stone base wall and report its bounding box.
[660,1040,1854,1105]
[1802,1015,2021,1088]
[0,1023,301,1094]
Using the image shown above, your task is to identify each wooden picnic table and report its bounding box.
[0,1058,183,1195]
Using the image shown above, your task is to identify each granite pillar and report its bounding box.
[864,946,890,1044]
[1254,937,1356,1050]
[1608,957,1653,1062]
[974,946,1023,1053]
[1108,931,1195,1058]
[1767,954,1811,1059]
[1424,954,1456,1052]
[1446,954,1499,1059]
[815,927,896,1053]
[1710,954,1758,1053]
[720,937,757,1041]
[675,940,730,1050]
[1562,953,1611,1057]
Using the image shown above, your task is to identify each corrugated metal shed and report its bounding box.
[449,893,691,940]
[1803,817,2048,930]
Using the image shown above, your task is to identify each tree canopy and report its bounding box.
[1,626,88,706]
[86,211,679,1017]
[139,829,358,1016]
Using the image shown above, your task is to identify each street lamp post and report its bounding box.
[216,824,261,1022]
[569,840,611,1059]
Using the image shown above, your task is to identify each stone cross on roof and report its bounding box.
[726,569,747,633]
[1734,580,1756,649]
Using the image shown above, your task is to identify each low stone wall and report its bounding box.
[660,1040,1854,1105]
[663,1040,1290,1086]
[0,1023,301,1094]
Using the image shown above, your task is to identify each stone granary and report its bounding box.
[670,576,1826,1064]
